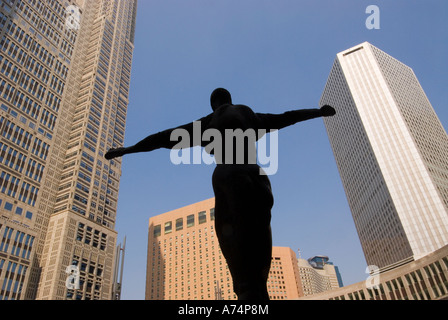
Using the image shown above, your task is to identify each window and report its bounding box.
[4,202,13,211]
[165,222,172,234]
[176,218,183,231]
[153,225,161,237]
[187,214,194,228]
[343,46,364,57]
[198,211,206,224]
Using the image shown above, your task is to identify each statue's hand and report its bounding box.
[105,147,126,160]
[320,105,336,117]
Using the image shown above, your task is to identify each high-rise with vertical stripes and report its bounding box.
[0,0,137,299]
[320,42,448,271]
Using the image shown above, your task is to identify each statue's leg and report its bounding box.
[212,165,273,300]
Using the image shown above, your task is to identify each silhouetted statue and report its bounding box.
[105,88,335,300]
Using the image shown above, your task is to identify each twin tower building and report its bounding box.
[0,0,446,300]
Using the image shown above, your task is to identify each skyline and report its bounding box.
[114,1,448,299]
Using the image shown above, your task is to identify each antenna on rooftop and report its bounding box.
[112,236,126,300]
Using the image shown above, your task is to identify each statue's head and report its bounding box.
[210,88,232,111]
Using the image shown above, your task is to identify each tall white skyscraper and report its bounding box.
[320,42,448,271]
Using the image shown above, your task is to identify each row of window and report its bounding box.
[0,170,39,206]
[0,116,50,160]
[0,225,34,259]
[2,69,46,102]
[75,223,107,251]
[0,199,33,221]
[10,89,42,120]
[0,10,7,29]
[372,45,448,211]
[3,20,56,68]
[1,21,65,117]
[0,142,45,182]
[67,254,103,300]
[23,0,80,46]
[58,142,119,225]
[0,77,58,134]
[0,259,28,300]
[0,52,63,106]
[16,0,62,47]
[153,209,215,237]
[330,256,448,300]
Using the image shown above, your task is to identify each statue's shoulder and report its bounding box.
[234,104,255,113]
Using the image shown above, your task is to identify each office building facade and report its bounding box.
[0,0,137,300]
[146,198,236,300]
[320,42,448,271]
[268,246,303,300]
[146,198,304,300]
[297,255,342,296]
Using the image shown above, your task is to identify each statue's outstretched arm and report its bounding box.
[105,114,213,160]
[256,105,335,131]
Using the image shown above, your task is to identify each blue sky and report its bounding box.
[114,0,448,299]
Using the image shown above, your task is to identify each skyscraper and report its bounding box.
[146,198,304,300]
[320,42,448,271]
[0,0,137,300]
